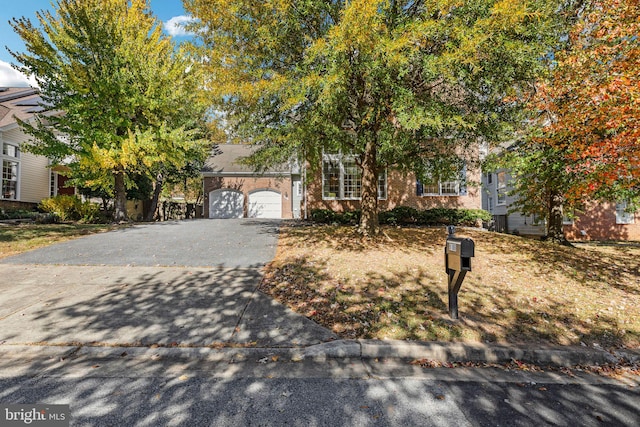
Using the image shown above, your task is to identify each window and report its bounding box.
[488,197,494,212]
[496,171,507,205]
[487,172,493,185]
[418,161,466,197]
[1,143,20,200]
[615,201,635,225]
[3,144,19,158]
[322,153,387,200]
[377,169,387,200]
[2,160,18,199]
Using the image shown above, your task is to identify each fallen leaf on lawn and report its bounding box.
[178,375,188,381]
[271,355,280,362]
[538,387,547,391]
[435,394,446,400]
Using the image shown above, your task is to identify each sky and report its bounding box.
[0,0,194,87]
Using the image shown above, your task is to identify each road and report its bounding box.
[1,346,638,426]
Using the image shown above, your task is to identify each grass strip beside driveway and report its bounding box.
[0,223,125,259]
[260,225,640,350]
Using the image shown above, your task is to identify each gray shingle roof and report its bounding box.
[203,144,291,175]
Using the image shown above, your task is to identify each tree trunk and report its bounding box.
[546,190,570,245]
[358,138,379,236]
[113,171,128,222]
[145,172,163,222]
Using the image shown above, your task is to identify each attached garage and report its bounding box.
[248,190,282,219]
[209,189,244,218]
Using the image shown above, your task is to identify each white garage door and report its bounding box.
[209,189,244,218]
[248,190,282,219]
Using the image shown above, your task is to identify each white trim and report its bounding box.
[615,201,635,225]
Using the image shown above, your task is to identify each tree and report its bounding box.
[496,0,638,243]
[9,0,208,221]
[534,0,639,205]
[185,0,559,235]
[486,141,578,243]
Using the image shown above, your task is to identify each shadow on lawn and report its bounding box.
[282,225,448,254]
[261,245,639,348]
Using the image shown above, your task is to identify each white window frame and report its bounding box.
[615,201,635,225]
[1,142,20,201]
[496,171,507,205]
[419,161,465,197]
[322,153,387,200]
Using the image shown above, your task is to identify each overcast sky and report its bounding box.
[0,0,194,87]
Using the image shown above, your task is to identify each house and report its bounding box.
[202,144,482,219]
[202,144,302,219]
[0,87,71,211]
[481,169,640,240]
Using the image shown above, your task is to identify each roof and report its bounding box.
[0,87,52,129]
[203,144,292,176]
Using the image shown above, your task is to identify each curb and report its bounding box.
[0,340,637,368]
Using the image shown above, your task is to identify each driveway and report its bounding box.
[1,219,281,268]
[0,219,337,348]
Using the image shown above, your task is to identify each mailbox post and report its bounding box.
[445,227,475,319]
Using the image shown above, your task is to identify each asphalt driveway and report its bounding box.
[0,219,337,348]
[1,219,281,268]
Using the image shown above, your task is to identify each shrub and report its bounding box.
[39,195,82,221]
[310,209,361,225]
[378,206,419,225]
[0,209,38,220]
[38,195,106,223]
[312,206,490,227]
[77,201,103,223]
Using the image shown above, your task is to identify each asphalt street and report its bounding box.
[0,347,638,427]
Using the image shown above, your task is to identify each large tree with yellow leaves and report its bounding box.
[10,0,208,221]
[186,0,559,234]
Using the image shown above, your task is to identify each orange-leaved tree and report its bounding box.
[536,0,639,205]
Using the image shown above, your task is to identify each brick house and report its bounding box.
[202,144,302,219]
[481,169,639,241]
[202,144,482,219]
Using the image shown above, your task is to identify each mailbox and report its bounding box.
[444,230,475,320]
[445,237,475,273]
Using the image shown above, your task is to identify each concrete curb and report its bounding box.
[1,340,637,367]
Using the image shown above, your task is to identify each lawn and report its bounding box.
[0,223,123,259]
[260,224,640,350]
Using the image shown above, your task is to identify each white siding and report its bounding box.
[2,127,51,203]
[20,151,50,203]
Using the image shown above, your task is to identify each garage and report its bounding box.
[248,190,282,219]
[209,189,244,218]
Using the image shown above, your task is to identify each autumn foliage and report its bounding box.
[535,0,639,203]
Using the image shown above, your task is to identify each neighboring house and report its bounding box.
[0,87,70,210]
[202,144,482,219]
[481,169,640,240]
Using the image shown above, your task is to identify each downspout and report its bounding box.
[303,162,308,220]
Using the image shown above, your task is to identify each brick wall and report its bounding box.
[306,169,482,212]
[564,201,640,241]
[203,175,293,218]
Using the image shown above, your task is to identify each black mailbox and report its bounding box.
[445,237,475,273]
[444,231,475,320]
